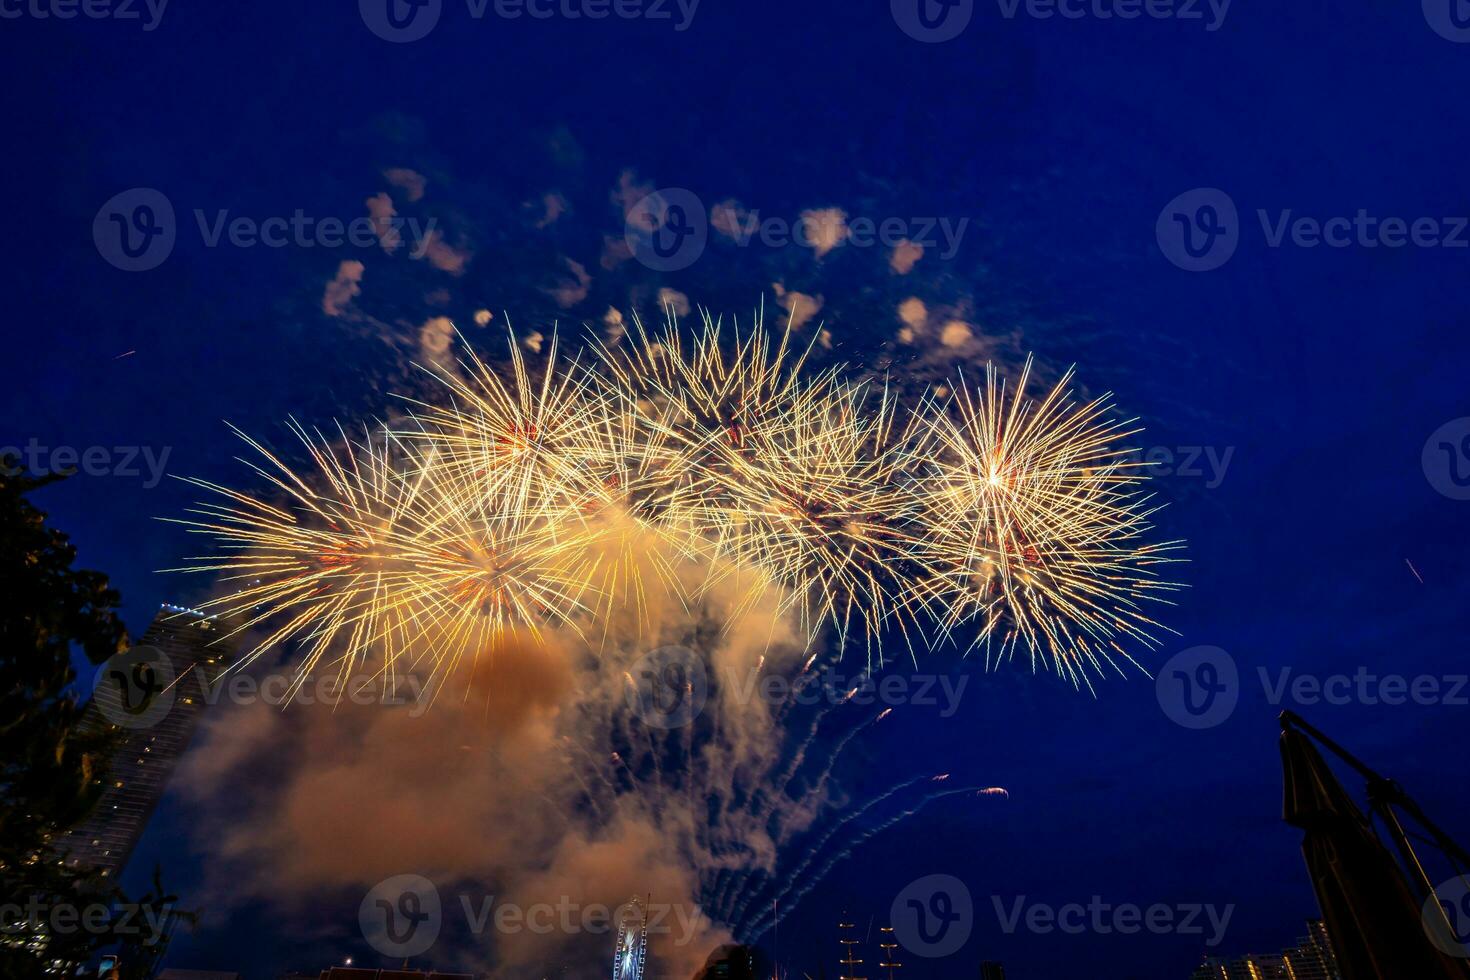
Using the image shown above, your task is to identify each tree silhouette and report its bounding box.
[0,460,186,978]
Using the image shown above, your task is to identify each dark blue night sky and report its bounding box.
[5,2,1470,977]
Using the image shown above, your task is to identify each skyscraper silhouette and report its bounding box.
[59,604,233,881]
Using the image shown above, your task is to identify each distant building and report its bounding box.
[1190,919,1341,980]
[980,962,1007,980]
[58,604,233,881]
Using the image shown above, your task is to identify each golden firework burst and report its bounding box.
[909,356,1185,687]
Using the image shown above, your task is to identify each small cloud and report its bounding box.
[799,207,848,259]
[365,192,400,253]
[473,309,494,327]
[711,199,756,242]
[322,260,364,317]
[523,331,545,354]
[657,287,691,318]
[890,239,924,275]
[771,283,823,330]
[384,167,426,202]
[602,307,626,343]
[612,169,654,220]
[416,231,469,275]
[818,328,833,350]
[599,234,633,270]
[418,315,455,363]
[897,297,928,333]
[546,257,591,309]
[939,319,974,348]
[531,192,569,229]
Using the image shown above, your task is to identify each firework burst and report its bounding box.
[399,328,606,519]
[594,311,924,656]
[908,355,1185,687]
[166,420,591,690]
[168,308,1184,690]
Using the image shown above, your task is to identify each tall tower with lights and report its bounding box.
[838,914,866,980]
[58,604,233,882]
[877,925,902,979]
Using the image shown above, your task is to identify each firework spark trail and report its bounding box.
[726,771,960,933]
[706,690,878,930]
[739,783,1004,943]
